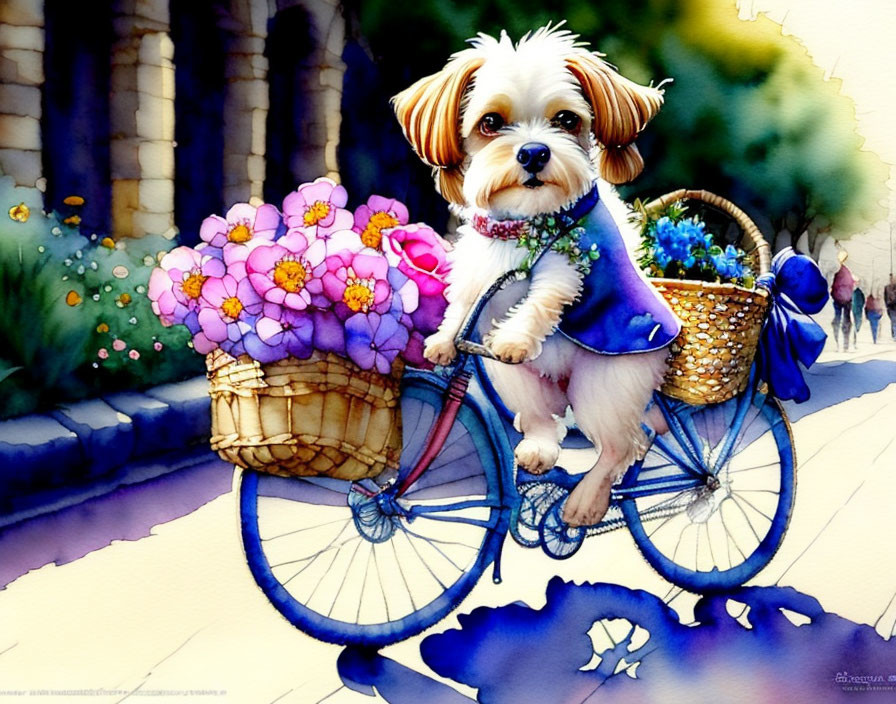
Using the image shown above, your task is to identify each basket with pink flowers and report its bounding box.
[148,178,451,480]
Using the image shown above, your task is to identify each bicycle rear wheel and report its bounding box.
[239,371,509,646]
[621,386,795,592]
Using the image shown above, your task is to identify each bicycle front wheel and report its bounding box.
[239,371,509,647]
[621,386,795,592]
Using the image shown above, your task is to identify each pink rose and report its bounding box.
[97,348,109,359]
[129,350,140,360]
[382,224,451,297]
[112,339,126,352]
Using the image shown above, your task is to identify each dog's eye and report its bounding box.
[478,113,505,136]
[552,111,581,132]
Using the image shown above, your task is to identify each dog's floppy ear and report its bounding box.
[566,50,664,184]
[392,50,484,203]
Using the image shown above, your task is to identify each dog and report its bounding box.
[391,25,679,527]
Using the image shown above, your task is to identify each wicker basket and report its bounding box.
[643,189,772,405]
[206,349,403,480]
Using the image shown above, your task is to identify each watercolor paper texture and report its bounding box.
[0,1,895,702]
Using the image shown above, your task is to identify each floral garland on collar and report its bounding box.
[466,211,600,275]
[516,214,600,275]
[464,185,602,275]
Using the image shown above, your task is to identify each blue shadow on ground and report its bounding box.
[339,578,896,703]
[784,358,896,423]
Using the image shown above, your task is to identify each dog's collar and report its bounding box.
[469,184,600,239]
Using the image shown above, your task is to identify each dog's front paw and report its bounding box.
[514,437,560,474]
[486,329,541,364]
[424,333,457,366]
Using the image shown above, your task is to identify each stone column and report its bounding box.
[0,0,44,188]
[280,0,345,183]
[222,0,270,206]
[110,0,175,238]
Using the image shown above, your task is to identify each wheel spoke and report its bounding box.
[400,529,451,590]
[390,537,418,613]
[327,538,364,618]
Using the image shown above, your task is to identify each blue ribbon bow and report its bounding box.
[755,247,829,403]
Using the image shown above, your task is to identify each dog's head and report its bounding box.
[392,25,664,218]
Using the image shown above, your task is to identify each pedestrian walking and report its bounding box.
[885,274,896,340]
[851,286,865,348]
[865,292,884,343]
[831,251,856,351]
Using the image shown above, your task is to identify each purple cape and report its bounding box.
[557,200,681,354]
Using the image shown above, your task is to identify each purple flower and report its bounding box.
[254,305,314,361]
[312,310,346,357]
[345,311,409,373]
[401,330,434,370]
[282,177,354,241]
[388,267,420,317]
[410,293,448,338]
[199,202,282,256]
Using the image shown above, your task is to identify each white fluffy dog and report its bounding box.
[392,26,675,527]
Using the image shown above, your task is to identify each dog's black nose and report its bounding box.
[516,143,551,174]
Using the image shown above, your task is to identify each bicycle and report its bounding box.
[236,192,795,647]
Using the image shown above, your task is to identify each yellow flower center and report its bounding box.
[181,272,207,300]
[360,211,399,249]
[303,201,331,226]
[221,296,243,319]
[228,224,252,243]
[9,203,30,222]
[273,259,307,293]
[343,283,373,313]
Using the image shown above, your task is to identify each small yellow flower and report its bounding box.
[64,215,81,226]
[118,293,132,306]
[66,290,82,306]
[96,323,109,333]
[101,237,115,249]
[63,195,85,206]
[9,203,30,222]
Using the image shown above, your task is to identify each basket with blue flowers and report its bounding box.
[637,189,771,405]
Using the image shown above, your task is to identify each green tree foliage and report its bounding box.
[357,0,887,246]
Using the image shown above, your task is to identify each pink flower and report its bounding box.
[282,177,353,241]
[149,246,224,332]
[246,231,325,311]
[112,339,126,351]
[129,349,140,360]
[320,250,393,320]
[196,274,263,355]
[382,224,452,297]
[97,348,109,359]
[353,195,409,250]
[153,341,163,351]
[199,202,282,253]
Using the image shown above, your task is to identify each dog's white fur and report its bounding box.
[393,26,669,526]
